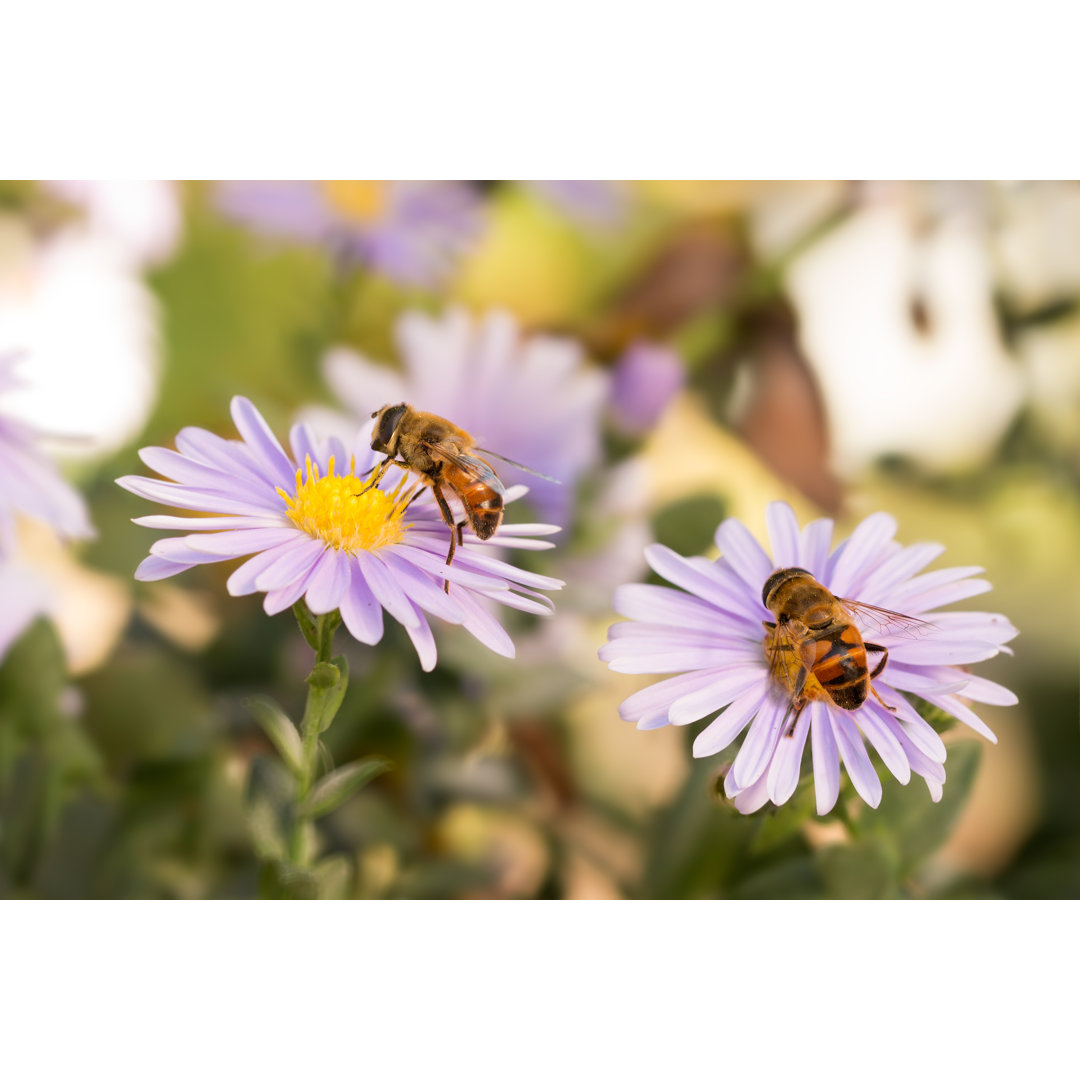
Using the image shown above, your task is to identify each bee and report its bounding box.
[366,403,554,591]
[761,567,930,732]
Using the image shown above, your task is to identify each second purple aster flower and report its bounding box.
[600,500,1018,815]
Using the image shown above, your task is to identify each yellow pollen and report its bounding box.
[279,455,410,552]
[763,625,828,702]
[320,181,388,224]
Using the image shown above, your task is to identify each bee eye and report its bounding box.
[374,404,407,449]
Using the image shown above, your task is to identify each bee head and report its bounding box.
[371,403,409,454]
[761,566,813,609]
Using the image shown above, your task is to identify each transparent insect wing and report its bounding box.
[836,598,933,641]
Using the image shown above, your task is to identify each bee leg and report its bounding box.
[865,644,897,712]
[866,642,888,678]
[781,695,808,737]
[356,456,394,495]
[430,483,458,594]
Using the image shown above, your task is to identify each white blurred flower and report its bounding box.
[0,214,161,461]
[786,197,1025,475]
[43,180,182,268]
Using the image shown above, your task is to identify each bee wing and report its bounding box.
[835,597,933,640]
[423,440,501,485]
[473,446,561,484]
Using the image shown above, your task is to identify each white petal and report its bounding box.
[889,639,1004,665]
[185,527,299,555]
[602,644,764,675]
[402,606,439,671]
[732,772,772,814]
[923,693,998,743]
[855,542,945,604]
[451,587,516,658]
[339,563,385,646]
[832,710,882,808]
[229,396,296,490]
[668,665,767,726]
[611,582,721,629]
[765,501,802,569]
[304,549,351,614]
[732,695,788,788]
[810,702,841,814]
[799,518,834,580]
[226,536,312,595]
[714,517,773,591]
[355,550,421,629]
[826,512,897,597]
[856,706,911,784]
[691,685,768,759]
[134,554,189,581]
[252,538,325,592]
[615,669,726,728]
[872,687,947,762]
[643,544,762,626]
[767,706,811,805]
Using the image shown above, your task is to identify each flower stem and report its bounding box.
[288,604,343,872]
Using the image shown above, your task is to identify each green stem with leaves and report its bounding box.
[247,602,389,898]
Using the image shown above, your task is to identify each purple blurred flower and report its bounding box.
[608,341,686,435]
[600,501,1018,814]
[0,559,51,663]
[323,307,608,526]
[216,181,483,287]
[116,397,563,671]
[0,353,94,555]
[526,181,630,227]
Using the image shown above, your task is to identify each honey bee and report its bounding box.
[366,403,554,591]
[761,567,929,731]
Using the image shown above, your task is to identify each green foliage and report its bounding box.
[302,758,392,819]
[0,621,107,892]
[650,493,728,558]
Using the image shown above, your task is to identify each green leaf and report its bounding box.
[817,837,899,899]
[246,696,303,777]
[307,660,342,691]
[312,855,353,900]
[312,655,349,733]
[749,776,816,856]
[292,601,320,651]
[302,757,391,819]
[730,854,823,899]
[244,757,296,862]
[650,494,728,559]
[870,741,982,872]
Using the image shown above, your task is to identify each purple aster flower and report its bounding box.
[215,181,483,287]
[0,352,95,555]
[116,397,563,672]
[599,500,1017,814]
[322,307,608,527]
[525,181,630,227]
[608,341,686,436]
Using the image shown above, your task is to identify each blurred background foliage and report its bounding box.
[0,179,1076,898]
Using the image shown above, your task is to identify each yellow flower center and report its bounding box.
[279,456,410,552]
[319,181,388,224]
[762,625,828,702]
